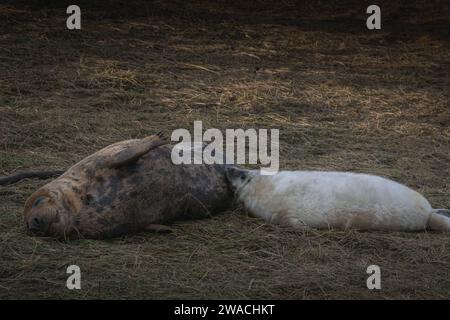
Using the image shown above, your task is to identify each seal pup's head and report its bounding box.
[23,187,75,238]
[225,166,258,194]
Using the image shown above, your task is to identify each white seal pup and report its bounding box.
[226,167,450,232]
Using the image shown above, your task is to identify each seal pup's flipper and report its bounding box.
[99,135,168,169]
[144,224,173,233]
[434,209,450,218]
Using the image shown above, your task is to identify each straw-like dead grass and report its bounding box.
[0,0,449,299]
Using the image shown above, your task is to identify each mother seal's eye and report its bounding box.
[32,197,45,208]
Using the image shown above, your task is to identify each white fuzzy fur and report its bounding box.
[232,171,450,231]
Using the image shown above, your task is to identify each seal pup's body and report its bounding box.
[226,168,450,232]
[24,135,233,239]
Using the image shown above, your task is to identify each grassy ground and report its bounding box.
[0,0,449,299]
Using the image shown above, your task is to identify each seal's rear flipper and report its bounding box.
[155,131,165,139]
[144,224,173,234]
[427,210,450,232]
[434,209,450,218]
[100,135,168,169]
[0,170,64,186]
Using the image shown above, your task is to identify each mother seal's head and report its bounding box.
[24,187,75,237]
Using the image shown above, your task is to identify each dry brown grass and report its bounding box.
[0,0,449,299]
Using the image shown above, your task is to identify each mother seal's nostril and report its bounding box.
[30,216,44,231]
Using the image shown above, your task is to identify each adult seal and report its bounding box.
[23,134,233,239]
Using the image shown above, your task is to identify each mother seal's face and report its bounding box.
[23,190,74,238]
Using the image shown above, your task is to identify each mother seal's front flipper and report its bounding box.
[144,224,173,234]
[97,135,168,169]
